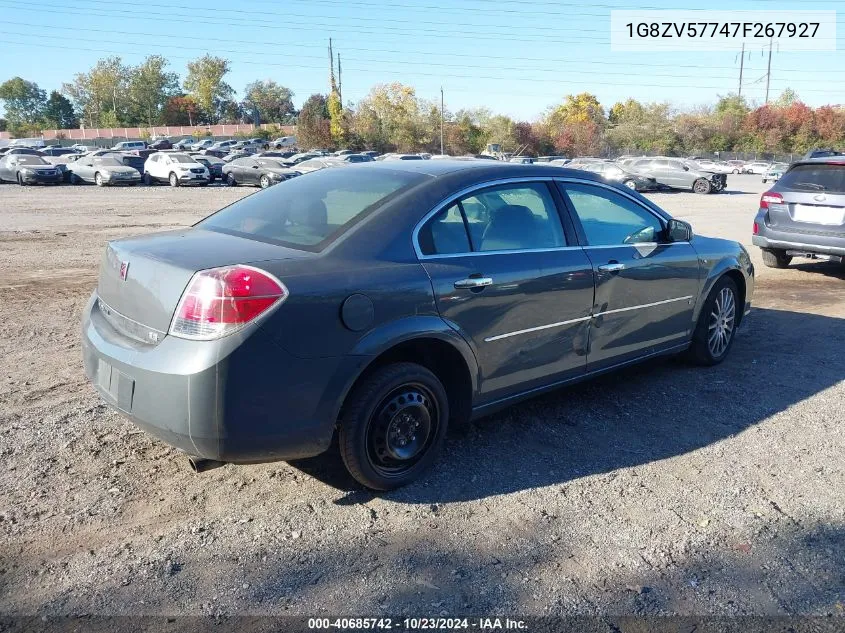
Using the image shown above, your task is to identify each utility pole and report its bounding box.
[765,37,773,104]
[738,42,744,97]
[440,86,444,155]
[337,54,342,105]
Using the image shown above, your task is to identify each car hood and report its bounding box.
[19,164,58,171]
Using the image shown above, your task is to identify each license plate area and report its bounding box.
[791,204,845,226]
[97,359,135,412]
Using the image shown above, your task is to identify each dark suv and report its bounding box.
[752,158,845,267]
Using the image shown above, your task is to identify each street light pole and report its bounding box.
[440,86,444,155]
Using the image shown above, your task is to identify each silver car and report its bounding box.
[628,157,726,194]
[68,155,142,186]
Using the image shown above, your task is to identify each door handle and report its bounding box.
[454,277,493,289]
[598,262,625,273]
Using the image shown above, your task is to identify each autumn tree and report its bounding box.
[162,95,200,125]
[297,93,332,149]
[184,55,233,124]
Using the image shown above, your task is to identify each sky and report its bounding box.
[0,0,843,120]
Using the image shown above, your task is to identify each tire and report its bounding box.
[686,276,739,366]
[623,179,638,191]
[339,362,449,491]
[263,144,270,150]
[226,173,237,187]
[94,172,104,187]
[169,172,179,187]
[761,248,792,269]
[259,174,271,189]
[693,178,712,194]
[70,173,81,185]
[762,178,767,184]
[732,169,739,174]
[143,172,154,186]
[16,173,25,186]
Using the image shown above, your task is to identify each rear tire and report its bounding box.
[686,276,739,366]
[70,173,81,185]
[761,248,792,269]
[693,178,712,194]
[339,362,449,491]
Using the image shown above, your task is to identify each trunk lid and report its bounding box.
[97,228,311,334]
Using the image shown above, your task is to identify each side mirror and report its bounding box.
[683,165,689,171]
[667,219,692,242]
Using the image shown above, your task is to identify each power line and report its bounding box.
[7,28,837,84]
[2,38,837,96]
[9,19,838,75]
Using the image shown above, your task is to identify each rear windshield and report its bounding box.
[778,164,845,193]
[198,168,424,251]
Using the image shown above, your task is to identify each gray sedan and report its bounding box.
[68,155,141,186]
[82,161,754,490]
[0,154,62,185]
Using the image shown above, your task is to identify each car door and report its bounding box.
[244,159,261,184]
[417,180,595,402]
[77,158,95,182]
[0,156,12,181]
[556,180,701,369]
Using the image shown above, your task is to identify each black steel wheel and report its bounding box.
[339,362,449,490]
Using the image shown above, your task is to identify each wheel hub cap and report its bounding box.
[370,387,434,466]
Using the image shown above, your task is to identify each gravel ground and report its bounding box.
[0,175,844,620]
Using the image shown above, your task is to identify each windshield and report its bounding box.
[93,157,123,167]
[198,168,423,250]
[778,164,845,193]
[170,155,197,163]
[257,159,285,168]
[16,156,48,165]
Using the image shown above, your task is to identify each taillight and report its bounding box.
[169,265,287,340]
[752,222,759,235]
[760,191,783,209]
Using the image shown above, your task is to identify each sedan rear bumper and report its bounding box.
[81,292,339,462]
[753,218,845,256]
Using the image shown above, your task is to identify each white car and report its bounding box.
[142,152,209,186]
[190,139,215,151]
[273,136,297,149]
[696,160,733,174]
[744,161,771,175]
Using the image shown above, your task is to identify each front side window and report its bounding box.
[418,182,566,255]
[561,183,664,246]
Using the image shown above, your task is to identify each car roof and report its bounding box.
[342,159,615,182]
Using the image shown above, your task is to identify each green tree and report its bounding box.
[62,57,130,126]
[42,91,78,129]
[0,77,46,125]
[773,88,799,108]
[183,55,233,124]
[242,80,295,125]
[298,93,332,149]
[129,55,179,127]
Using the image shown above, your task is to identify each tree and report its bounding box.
[129,55,179,127]
[0,118,6,132]
[354,83,424,152]
[162,95,200,126]
[184,55,233,124]
[0,77,46,125]
[773,88,799,108]
[297,93,332,149]
[242,80,295,125]
[42,91,78,129]
[63,57,130,127]
[546,93,606,156]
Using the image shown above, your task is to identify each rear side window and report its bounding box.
[777,164,845,193]
[418,182,566,255]
[198,168,422,251]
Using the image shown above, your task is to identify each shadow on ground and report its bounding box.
[291,307,845,503]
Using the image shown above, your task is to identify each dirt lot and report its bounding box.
[1,175,844,620]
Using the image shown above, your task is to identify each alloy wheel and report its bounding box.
[707,286,736,358]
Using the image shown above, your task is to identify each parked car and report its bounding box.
[337,154,374,163]
[272,136,297,149]
[2,147,45,156]
[204,140,239,157]
[222,157,299,188]
[143,152,209,186]
[379,153,425,161]
[190,139,215,151]
[509,157,535,164]
[256,151,295,159]
[0,154,62,185]
[576,160,663,192]
[68,155,141,186]
[233,138,270,152]
[148,138,173,150]
[752,157,845,268]
[81,161,754,490]
[628,157,726,193]
[70,144,96,153]
[172,138,196,151]
[111,141,147,152]
[361,151,380,159]
[41,147,78,157]
[283,152,321,165]
[536,156,568,163]
[726,160,746,174]
[801,148,845,161]
[290,157,343,174]
[696,160,733,175]
[762,162,788,184]
[744,161,771,175]
[222,151,252,163]
[193,155,224,181]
